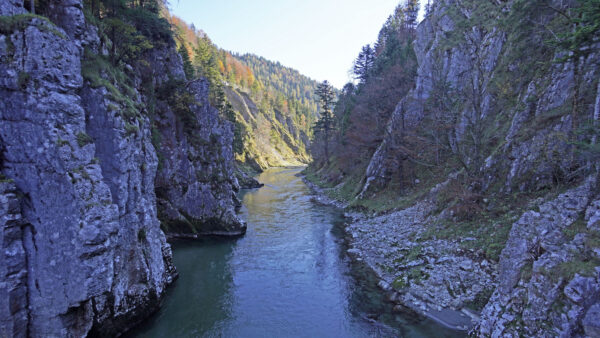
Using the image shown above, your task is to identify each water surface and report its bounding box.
[134,167,463,337]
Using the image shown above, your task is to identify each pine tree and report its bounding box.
[404,0,420,29]
[178,44,194,79]
[425,0,432,16]
[353,45,375,83]
[314,80,336,164]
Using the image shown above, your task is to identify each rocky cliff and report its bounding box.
[0,0,243,336]
[154,79,245,237]
[308,0,600,335]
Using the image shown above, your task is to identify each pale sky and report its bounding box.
[169,1,423,88]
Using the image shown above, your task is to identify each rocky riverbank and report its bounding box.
[305,175,486,331]
[304,172,600,336]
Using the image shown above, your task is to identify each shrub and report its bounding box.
[125,123,139,136]
[76,132,93,147]
[0,14,65,38]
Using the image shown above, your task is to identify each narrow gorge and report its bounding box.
[1,0,599,337]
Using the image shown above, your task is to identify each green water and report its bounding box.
[133,167,463,337]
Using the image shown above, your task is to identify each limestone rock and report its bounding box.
[154,79,246,237]
[583,304,600,338]
[0,0,248,335]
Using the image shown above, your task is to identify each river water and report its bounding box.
[134,167,463,337]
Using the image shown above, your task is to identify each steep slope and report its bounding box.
[0,0,243,335]
[168,18,319,177]
[225,84,311,170]
[307,0,600,335]
[231,54,317,170]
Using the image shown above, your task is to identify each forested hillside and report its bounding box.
[307,0,600,336]
[237,53,319,114]
[168,17,320,177]
[309,0,420,207]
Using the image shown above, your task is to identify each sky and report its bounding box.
[169,1,420,88]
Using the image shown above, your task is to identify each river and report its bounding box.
[133,167,463,337]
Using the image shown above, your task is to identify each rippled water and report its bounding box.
[133,167,464,337]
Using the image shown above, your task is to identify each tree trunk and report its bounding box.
[30,0,35,14]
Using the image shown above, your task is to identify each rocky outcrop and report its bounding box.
[477,177,600,337]
[0,1,26,16]
[0,0,243,335]
[0,2,176,335]
[154,80,246,237]
[361,0,598,197]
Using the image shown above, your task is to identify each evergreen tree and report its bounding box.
[178,45,195,79]
[404,0,420,29]
[425,0,432,16]
[555,0,600,61]
[314,80,336,164]
[353,44,375,83]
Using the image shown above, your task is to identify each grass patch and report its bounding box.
[392,276,409,290]
[562,214,587,241]
[394,245,423,265]
[56,137,70,147]
[0,13,65,39]
[76,132,93,147]
[552,257,600,282]
[81,48,140,120]
[350,185,427,214]
[421,191,533,261]
[464,288,494,312]
[392,266,429,290]
[125,122,139,136]
[0,173,14,183]
[304,161,432,214]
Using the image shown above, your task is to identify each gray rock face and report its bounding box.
[0,182,29,338]
[360,2,504,197]
[583,304,600,337]
[0,0,26,16]
[138,47,245,237]
[0,2,202,336]
[361,0,598,197]
[0,0,245,331]
[154,79,246,237]
[477,177,600,337]
[46,0,86,42]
